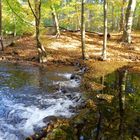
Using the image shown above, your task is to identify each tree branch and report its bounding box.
[38,0,42,24]
[5,0,34,26]
[27,0,38,20]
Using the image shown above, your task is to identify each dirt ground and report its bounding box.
[0,31,140,74]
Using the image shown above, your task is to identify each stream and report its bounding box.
[0,62,140,140]
[0,63,83,140]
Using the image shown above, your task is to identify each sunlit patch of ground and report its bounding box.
[0,30,140,69]
[41,31,140,63]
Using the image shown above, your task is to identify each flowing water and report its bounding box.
[0,62,140,140]
[0,63,83,140]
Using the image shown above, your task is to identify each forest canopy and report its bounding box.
[2,0,140,35]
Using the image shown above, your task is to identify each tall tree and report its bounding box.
[75,2,80,31]
[50,3,60,38]
[81,0,85,60]
[0,0,4,51]
[137,14,140,29]
[111,3,115,31]
[120,0,127,31]
[102,0,107,60]
[27,0,47,63]
[122,0,136,43]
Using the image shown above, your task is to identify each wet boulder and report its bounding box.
[43,116,58,124]
[70,73,81,80]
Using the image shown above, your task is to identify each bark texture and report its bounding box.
[28,0,47,63]
[137,14,140,29]
[122,0,136,43]
[111,4,115,31]
[120,0,126,31]
[81,0,86,60]
[102,0,107,60]
[50,4,60,38]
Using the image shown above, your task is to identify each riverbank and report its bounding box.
[0,31,140,140]
[1,31,140,63]
[1,31,140,84]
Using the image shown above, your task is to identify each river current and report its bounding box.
[0,63,82,140]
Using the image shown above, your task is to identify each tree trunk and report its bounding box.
[122,0,136,44]
[111,4,115,31]
[81,0,86,60]
[34,0,47,63]
[0,0,4,51]
[75,4,80,31]
[50,4,60,38]
[87,9,93,31]
[12,13,17,37]
[27,0,47,63]
[137,14,140,29]
[120,0,126,32]
[102,0,107,60]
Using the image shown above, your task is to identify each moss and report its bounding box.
[45,128,67,140]
[45,127,76,140]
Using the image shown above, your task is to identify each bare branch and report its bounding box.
[27,0,38,20]
[38,0,42,24]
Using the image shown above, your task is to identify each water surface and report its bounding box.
[0,63,82,140]
[85,70,140,140]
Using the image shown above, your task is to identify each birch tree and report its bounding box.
[50,3,60,38]
[81,0,85,60]
[120,0,127,31]
[111,3,115,31]
[102,0,107,60]
[122,0,136,43]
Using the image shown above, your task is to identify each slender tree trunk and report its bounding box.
[75,4,80,30]
[122,0,136,44]
[137,14,140,29]
[87,10,92,31]
[50,4,60,38]
[102,0,107,60]
[111,4,115,31]
[35,0,47,63]
[120,0,126,32]
[81,0,85,60]
[28,0,47,63]
[12,13,16,37]
[0,0,4,51]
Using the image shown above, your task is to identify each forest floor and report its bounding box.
[1,30,140,92]
[0,30,140,74]
[0,31,140,139]
[0,30,140,90]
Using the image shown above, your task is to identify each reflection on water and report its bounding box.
[86,70,140,140]
[0,63,82,140]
